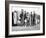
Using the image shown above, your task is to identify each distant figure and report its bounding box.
[37,15,40,24]
[13,11,17,24]
[24,12,27,26]
[33,13,36,25]
[12,12,14,25]
[26,12,30,26]
[29,14,31,25]
[31,12,33,26]
[20,12,23,20]
[20,9,23,20]
[12,11,17,26]
[20,9,24,25]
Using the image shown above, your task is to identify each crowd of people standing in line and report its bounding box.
[12,9,40,26]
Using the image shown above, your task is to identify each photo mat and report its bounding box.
[9,4,43,35]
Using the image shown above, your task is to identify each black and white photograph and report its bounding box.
[5,1,45,37]
[12,6,40,31]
